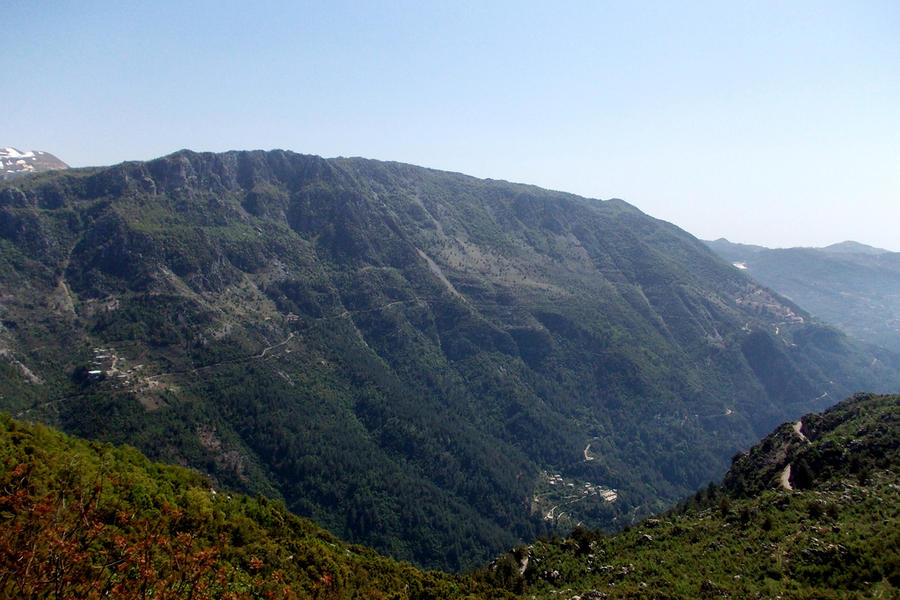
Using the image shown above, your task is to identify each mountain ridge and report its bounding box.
[0,146,69,180]
[705,237,900,353]
[1,149,897,570]
[821,240,891,255]
[483,392,900,598]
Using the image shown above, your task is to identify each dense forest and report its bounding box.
[1,150,898,569]
[0,412,510,599]
[479,393,900,598]
[3,393,897,598]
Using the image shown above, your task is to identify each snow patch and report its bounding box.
[1,147,34,159]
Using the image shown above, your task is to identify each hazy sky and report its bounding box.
[6,1,899,250]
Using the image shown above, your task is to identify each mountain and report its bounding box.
[705,237,767,262]
[5,393,896,598]
[0,413,511,600]
[821,240,891,256]
[0,147,69,179]
[482,392,900,598]
[1,149,897,571]
[705,238,900,353]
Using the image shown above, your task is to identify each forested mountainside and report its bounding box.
[706,238,900,353]
[483,393,900,598]
[4,394,896,598]
[0,413,510,600]
[1,150,897,570]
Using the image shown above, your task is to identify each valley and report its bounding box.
[706,238,900,354]
[3,393,896,598]
[480,393,900,598]
[1,150,898,572]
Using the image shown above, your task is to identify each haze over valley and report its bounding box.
[3,2,899,597]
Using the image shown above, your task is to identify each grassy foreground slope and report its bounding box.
[480,393,899,599]
[0,413,509,600]
[2,393,897,599]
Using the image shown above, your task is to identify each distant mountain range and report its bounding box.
[1,150,897,571]
[0,147,68,179]
[706,238,900,353]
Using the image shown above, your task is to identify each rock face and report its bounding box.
[0,147,69,179]
[0,149,898,571]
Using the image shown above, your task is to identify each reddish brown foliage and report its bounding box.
[0,457,297,599]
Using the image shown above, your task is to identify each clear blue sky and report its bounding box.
[5,1,899,250]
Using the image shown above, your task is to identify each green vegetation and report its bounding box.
[0,413,510,599]
[1,150,898,570]
[480,393,900,598]
[706,238,900,354]
[3,393,896,598]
